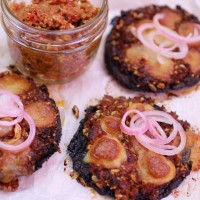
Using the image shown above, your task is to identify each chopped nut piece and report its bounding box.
[148,83,157,92]
[72,105,79,119]
[157,83,165,89]
[6,124,22,145]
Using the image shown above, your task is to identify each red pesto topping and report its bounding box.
[92,137,119,160]
[147,155,170,178]
[10,0,100,30]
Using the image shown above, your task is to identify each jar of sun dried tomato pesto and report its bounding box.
[1,0,108,84]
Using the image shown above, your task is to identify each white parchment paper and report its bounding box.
[0,0,200,199]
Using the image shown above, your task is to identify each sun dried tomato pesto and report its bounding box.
[2,0,107,84]
[10,0,100,30]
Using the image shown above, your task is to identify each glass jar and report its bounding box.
[1,0,108,84]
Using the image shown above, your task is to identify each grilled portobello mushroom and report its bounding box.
[68,95,200,200]
[105,5,200,92]
[0,69,62,191]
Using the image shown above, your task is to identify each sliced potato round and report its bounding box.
[25,101,57,128]
[0,74,31,95]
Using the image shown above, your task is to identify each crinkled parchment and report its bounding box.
[0,0,200,199]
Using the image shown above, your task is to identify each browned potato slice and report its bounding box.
[25,101,57,128]
[101,116,121,135]
[159,8,182,29]
[137,151,176,185]
[185,131,200,171]
[0,74,31,95]
[126,45,174,81]
[84,136,127,169]
[183,48,200,74]
[127,102,153,111]
[178,22,196,36]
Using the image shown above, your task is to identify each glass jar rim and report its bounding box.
[2,0,108,35]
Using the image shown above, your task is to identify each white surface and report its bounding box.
[0,0,200,199]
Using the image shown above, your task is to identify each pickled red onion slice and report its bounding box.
[147,31,188,59]
[0,89,36,152]
[0,113,36,152]
[0,89,24,126]
[193,27,199,37]
[143,110,179,144]
[120,109,186,156]
[136,23,188,59]
[148,119,168,140]
[135,123,186,156]
[159,40,177,51]
[148,31,177,52]
[120,109,148,135]
[132,12,200,60]
[153,13,200,44]
[132,119,167,144]
[130,114,170,140]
